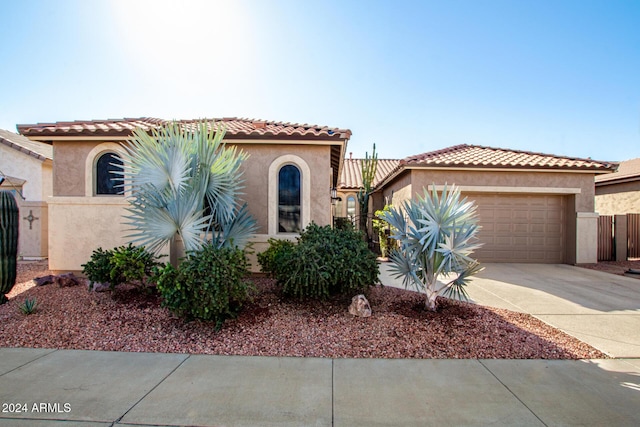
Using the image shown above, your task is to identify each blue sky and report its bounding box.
[1,0,638,161]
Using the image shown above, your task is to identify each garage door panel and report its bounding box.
[472,194,565,263]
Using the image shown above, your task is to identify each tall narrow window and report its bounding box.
[96,152,124,195]
[278,164,301,233]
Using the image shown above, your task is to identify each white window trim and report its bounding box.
[268,154,310,235]
[85,143,127,197]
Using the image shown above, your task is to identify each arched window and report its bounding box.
[347,195,356,223]
[96,152,124,195]
[278,164,301,233]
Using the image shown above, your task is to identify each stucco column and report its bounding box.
[615,214,628,262]
[575,212,599,263]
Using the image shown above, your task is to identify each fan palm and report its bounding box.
[117,121,256,258]
[380,184,483,311]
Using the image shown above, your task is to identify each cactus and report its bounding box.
[0,191,19,304]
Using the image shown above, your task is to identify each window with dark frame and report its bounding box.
[96,152,124,195]
[278,164,301,233]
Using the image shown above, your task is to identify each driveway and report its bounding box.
[379,263,640,358]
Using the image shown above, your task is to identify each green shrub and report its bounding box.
[81,247,113,285]
[270,223,379,299]
[82,244,162,289]
[257,238,295,277]
[154,244,252,327]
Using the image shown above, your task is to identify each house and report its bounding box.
[0,129,52,259]
[344,144,616,264]
[335,155,399,223]
[17,118,350,273]
[595,157,640,215]
[17,116,617,271]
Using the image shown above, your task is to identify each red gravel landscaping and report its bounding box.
[0,260,606,359]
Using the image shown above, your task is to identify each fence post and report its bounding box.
[615,214,628,261]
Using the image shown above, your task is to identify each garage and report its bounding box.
[374,144,616,264]
[471,194,565,263]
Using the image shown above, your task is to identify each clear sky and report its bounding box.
[1,0,638,161]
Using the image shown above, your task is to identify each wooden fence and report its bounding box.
[598,215,614,261]
[629,213,640,258]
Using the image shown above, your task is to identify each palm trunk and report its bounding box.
[425,288,438,311]
[169,233,186,267]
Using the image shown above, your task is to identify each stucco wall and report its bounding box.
[48,139,334,272]
[0,143,46,201]
[407,169,595,211]
[381,171,412,208]
[235,143,332,234]
[0,144,51,258]
[17,201,48,259]
[595,180,640,215]
[48,197,130,272]
[52,141,97,196]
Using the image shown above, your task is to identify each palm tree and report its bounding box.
[117,121,256,261]
[380,184,483,311]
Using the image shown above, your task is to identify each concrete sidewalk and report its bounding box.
[380,262,640,358]
[1,348,640,426]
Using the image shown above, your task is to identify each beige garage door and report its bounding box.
[471,194,565,263]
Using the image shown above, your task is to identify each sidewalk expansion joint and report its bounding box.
[113,353,192,424]
[0,348,58,377]
[477,359,548,427]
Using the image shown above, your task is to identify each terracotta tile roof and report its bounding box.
[0,129,52,161]
[595,157,640,184]
[339,158,400,189]
[401,144,616,172]
[17,117,351,140]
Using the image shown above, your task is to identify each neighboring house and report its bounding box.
[360,144,615,264]
[336,155,399,223]
[0,129,52,259]
[595,157,640,215]
[18,118,349,273]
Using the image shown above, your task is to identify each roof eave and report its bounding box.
[595,175,640,186]
[0,137,49,161]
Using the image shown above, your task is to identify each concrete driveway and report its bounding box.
[380,263,640,358]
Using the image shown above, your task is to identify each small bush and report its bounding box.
[154,244,252,328]
[82,244,162,289]
[257,238,295,277]
[267,223,379,299]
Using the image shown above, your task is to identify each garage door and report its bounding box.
[470,194,565,263]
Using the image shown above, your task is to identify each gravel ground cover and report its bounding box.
[579,259,640,276]
[0,261,606,359]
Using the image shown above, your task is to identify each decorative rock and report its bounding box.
[348,294,372,317]
[55,273,82,287]
[35,273,83,287]
[89,282,111,292]
[34,275,56,286]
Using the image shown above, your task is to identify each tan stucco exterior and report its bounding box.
[595,180,640,215]
[376,168,600,264]
[46,138,340,273]
[0,143,52,259]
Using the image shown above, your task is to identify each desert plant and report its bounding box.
[154,244,252,327]
[82,244,163,289]
[256,238,295,277]
[380,184,483,311]
[270,223,379,299]
[0,191,19,304]
[357,144,378,241]
[372,204,394,257]
[19,297,38,315]
[118,121,257,259]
